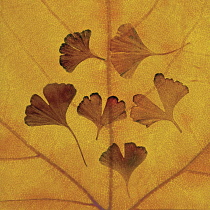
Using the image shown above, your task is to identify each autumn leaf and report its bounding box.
[110,23,188,78]
[25,83,76,127]
[130,73,189,132]
[99,143,147,196]
[77,93,126,139]
[1,0,210,209]
[24,83,87,166]
[59,29,105,72]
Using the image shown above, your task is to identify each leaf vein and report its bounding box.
[40,0,72,32]
[0,118,105,210]
[128,142,210,209]
[0,155,40,161]
[0,198,95,207]
[0,12,51,81]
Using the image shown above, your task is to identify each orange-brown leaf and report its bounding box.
[59,30,104,72]
[154,73,189,116]
[101,96,127,126]
[77,94,126,139]
[99,143,147,191]
[110,23,153,78]
[110,23,187,78]
[25,83,76,127]
[130,74,189,132]
[77,93,102,127]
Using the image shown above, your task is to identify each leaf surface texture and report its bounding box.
[0,0,210,209]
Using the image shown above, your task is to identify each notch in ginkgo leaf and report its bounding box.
[24,83,87,166]
[59,29,105,72]
[99,142,147,197]
[110,23,189,78]
[130,73,189,132]
[77,93,126,139]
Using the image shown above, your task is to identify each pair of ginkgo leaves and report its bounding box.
[24,23,189,195]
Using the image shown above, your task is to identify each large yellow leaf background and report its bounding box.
[0,0,210,209]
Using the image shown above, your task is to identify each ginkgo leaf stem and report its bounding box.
[186,170,210,177]
[66,125,87,167]
[0,155,40,161]
[126,182,131,198]
[0,118,105,210]
[96,126,102,140]
[92,55,106,61]
[153,42,190,56]
[96,130,100,140]
[182,50,210,57]
[171,119,182,133]
[0,198,95,207]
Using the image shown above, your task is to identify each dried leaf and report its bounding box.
[24,83,87,166]
[59,30,104,72]
[99,142,147,196]
[131,73,189,132]
[110,23,186,78]
[25,83,76,127]
[77,93,126,139]
[110,23,152,78]
[154,73,189,116]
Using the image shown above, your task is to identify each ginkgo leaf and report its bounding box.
[59,29,105,72]
[25,83,76,127]
[154,73,189,117]
[24,83,87,166]
[77,93,126,139]
[110,23,187,78]
[99,142,147,196]
[131,73,189,132]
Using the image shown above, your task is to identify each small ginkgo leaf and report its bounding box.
[110,23,187,78]
[99,142,147,196]
[25,83,76,127]
[77,93,126,139]
[59,29,104,72]
[130,73,189,132]
[110,23,152,78]
[154,73,189,117]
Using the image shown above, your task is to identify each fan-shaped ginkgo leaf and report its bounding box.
[99,142,147,196]
[110,23,187,78]
[59,30,105,72]
[154,73,189,116]
[25,83,76,127]
[77,93,126,139]
[130,73,189,132]
[24,83,87,166]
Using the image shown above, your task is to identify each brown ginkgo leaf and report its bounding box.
[110,23,188,78]
[24,83,87,166]
[130,73,189,132]
[99,142,147,196]
[59,29,105,72]
[77,93,126,139]
[25,83,76,127]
